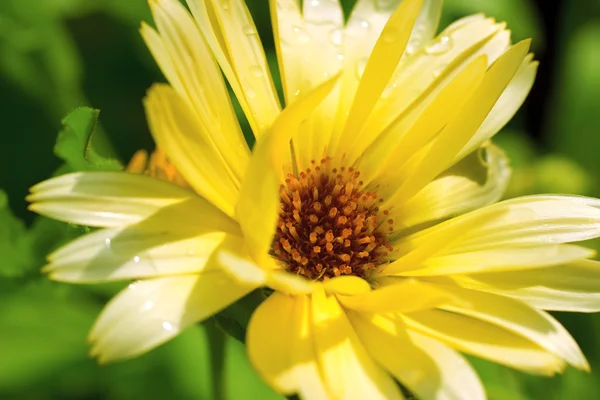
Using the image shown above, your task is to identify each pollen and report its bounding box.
[272,158,393,281]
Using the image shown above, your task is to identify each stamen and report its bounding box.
[271,159,392,280]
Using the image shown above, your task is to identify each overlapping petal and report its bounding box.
[89,271,257,363]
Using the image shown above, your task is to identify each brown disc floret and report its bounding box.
[272,158,393,281]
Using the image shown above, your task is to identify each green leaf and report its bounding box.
[0,282,99,390]
[54,107,122,171]
[222,331,284,400]
[161,326,215,400]
[0,190,34,277]
[468,356,532,400]
[547,23,600,195]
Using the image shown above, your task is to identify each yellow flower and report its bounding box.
[28,0,600,398]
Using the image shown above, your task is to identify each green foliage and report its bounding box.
[0,191,34,277]
[54,107,122,171]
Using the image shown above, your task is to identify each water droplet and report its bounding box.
[133,256,140,263]
[381,26,400,44]
[187,249,195,256]
[405,38,420,55]
[355,58,368,79]
[245,87,257,99]
[162,321,173,331]
[425,35,452,55]
[104,238,111,247]
[328,28,343,47]
[336,53,344,61]
[294,89,301,97]
[128,283,137,290]
[360,20,370,29]
[249,65,263,78]
[381,83,397,99]
[432,63,448,78]
[292,25,310,44]
[144,300,154,310]
[242,25,257,36]
[221,0,230,10]
[310,0,320,6]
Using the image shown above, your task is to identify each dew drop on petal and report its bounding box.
[310,0,320,6]
[249,65,264,78]
[293,25,310,44]
[328,28,343,47]
[144,300,154,310]
[162,321,173,331]
[242,25,257,36]
[381,26,400,44]
[133,256,140,263]
[425,35,452,55]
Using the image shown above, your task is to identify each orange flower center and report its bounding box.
[272,158,393,281]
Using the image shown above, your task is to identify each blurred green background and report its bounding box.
[1,0,600,399]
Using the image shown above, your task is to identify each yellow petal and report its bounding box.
[389,40,531,204]
[247,293,330,399]
[143,84,239,217]
[453,259,600,312]
[390,143,509,232]
[402,310,566,375]
[338,278,456,313]
[435,285,589,371]
[237,75,339,263]
[401,244,594,277]
[323,275,371,296]
[45,229,243,283]
[362,16,509,158]
[89,272,256,363]
[333,0,424,161]
[28,172,237,231]
[384,195,600,275]
[144,0,250,182]
[358,54,487,187]
[457,54,539,160]
[311,288,403,399]
[349,312,485,400]
[187,0,281,136]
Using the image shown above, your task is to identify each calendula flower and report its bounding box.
[28,0,600,398]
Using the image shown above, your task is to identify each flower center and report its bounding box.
[272,158,393,281]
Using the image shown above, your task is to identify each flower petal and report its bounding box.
[384,195,600,275]
[363,15,509,159]
[392,144,510,231]
[401,244,594,277]
[45,228,244,283]
[270,0,344,170]
[338,278,456,313]
[388,39,531,204]
[434,285,589,371]
[349,312,485,400]
[311,288,403,399]
[333,0,424,160]
[28,172,237,231]
[144,84,240,217]
[358,53,487,187]
[247,293,330,399]
[453,259,600,312]
[89,272,256,362]
[237,75,339,263]
[143,0,250,182]
[402,310,566,375]
[457,53,538,160]
[187,0,281,136]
